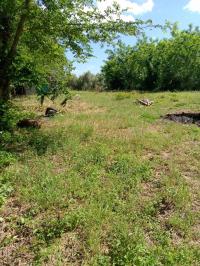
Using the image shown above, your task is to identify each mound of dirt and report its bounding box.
[164,112,200,126]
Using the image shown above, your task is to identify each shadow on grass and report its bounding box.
[0,128,50,157]
[0,101,49,165]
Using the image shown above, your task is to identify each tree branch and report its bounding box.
[7,0,31,62]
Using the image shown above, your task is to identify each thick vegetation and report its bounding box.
[69,72,101,91]
[101,25,200,92]
[0,91,200,264]
[0,0,146,101]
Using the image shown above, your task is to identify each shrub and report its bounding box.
[101,26,200,92]
[69,72,103,91]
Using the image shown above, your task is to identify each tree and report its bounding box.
[0,1,31,100]
[11,39,72,97]
[101,25,200,92]
[69,71,99,91]
[0,0,149,101]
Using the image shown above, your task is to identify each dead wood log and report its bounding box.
[17,119,41,128]
[137,99,153,106]
[45,107,58,117]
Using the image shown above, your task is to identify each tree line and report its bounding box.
[100,25,200,92]
[1,1,199,98]
[71,25,200,92]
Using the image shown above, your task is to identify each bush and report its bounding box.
[69,72,103,91]
[0,101,20,131]
[0,150,16,168]
[0,101,35,132]
[101,26,200,92]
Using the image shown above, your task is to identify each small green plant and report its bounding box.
[28,133,52,155]
[80,126,93,141]
[0,101,36,132]
[107,154,151,182]
[0,151,16,168]
[0,173,13,207]
[0,101,19,131]
[35,214,80,244]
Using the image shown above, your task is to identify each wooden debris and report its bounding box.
[137,99,154,106]
[17,119,41,129]
[60,98,68,107]
[45,107,58,117]
[74,94,81,100]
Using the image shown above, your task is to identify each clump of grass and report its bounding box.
[34,213,80,244]
[115,92,132,101]
[108,229,158,265]
[107,153,151,182]
[0,151,16,168]
[0,174,13,207]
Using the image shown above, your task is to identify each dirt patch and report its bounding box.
[158,198,174,215]
[45,232,84,266]
[0,198,34,265]
[0,198,85,265]
[164,112,200,126]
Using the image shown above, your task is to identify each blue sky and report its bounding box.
[71,0,200,76]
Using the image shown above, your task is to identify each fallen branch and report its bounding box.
[137,99,154,106]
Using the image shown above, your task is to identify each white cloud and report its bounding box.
[184,0,200,13]
[121,14,136,22]
[97,0,154,21]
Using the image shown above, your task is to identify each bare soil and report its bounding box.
[164,112,200,126]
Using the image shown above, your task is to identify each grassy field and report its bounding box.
[0,91,200,265]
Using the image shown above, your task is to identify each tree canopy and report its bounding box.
[101,25,200,92]
[0,0,149,100]
[69,71,102,91]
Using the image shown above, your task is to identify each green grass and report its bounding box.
[0,91,200,265]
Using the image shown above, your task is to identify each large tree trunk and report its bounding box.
[0,0,30,101]
[0,13,12,101]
